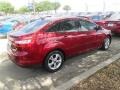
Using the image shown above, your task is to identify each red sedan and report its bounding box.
[95,13,120,35]
[7,17,112,72]
[96,20,120,35]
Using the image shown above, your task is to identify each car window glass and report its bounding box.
[79,20,97,30]
[75,20,88,31]
[47,22,62,32]
[19,20,50,33]
[75,21,81,29]
[62,20,79,32]
[80,26,89,31]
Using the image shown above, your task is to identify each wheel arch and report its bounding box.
[45,48,66,60]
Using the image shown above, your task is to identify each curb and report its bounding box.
[52,53,120,90]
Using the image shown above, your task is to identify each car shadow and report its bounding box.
[112,34,120,38]
[0,60,46,80]
[64,50,97,65]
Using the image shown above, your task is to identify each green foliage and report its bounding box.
[0,1,61,13]
[63,5,71,13]
[52,2,61,13]
[18,6,30,13]
[53,2,60,10]
[0,2,14,14]
[35,1,60,12]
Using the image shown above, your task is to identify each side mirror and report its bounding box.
[94,25,102,31]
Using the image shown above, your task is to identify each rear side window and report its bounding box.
[79,20,97,30]
[19,20,50,33]
[47,19,80,32]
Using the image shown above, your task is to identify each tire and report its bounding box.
[44,50,64,72]
[101,37,111,50]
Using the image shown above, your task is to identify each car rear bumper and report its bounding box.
[7,48,42,67]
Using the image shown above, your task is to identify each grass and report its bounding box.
[70,59,120,90]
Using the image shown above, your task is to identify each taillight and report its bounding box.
[15,40,31,44]
[11,39,33,52]
[8,34,35,52]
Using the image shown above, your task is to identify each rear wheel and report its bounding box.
[101,37,111,50]
[44,50,64,72]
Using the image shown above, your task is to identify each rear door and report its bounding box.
[46,19,80,56]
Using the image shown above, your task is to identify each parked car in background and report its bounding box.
[91,15,104,21]
[14,15,42,30]
[14,18,39,30]
[77,16,90,20]
[0,17,26,38]
[7,17,112,72]
[96,13,120,35]
[0,16,12,22]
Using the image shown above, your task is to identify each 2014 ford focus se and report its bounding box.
[7,17,112,72]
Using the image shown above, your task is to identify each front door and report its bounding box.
[79,20,99,50]
[60,19,81,56]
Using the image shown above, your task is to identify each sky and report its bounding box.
[1,0,120,12]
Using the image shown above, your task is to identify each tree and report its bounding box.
[18,6,30,13]
[53,2,60,13]
[35,2,44,12]
[35,1,60,12]
[0,2,14,14]
[36,1,54,12]
[63,5,71,13]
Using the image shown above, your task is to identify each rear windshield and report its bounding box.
[19,19,50,33]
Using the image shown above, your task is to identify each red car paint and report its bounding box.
[96,20,120,34]
[7,17,111,67]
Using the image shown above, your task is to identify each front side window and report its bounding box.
[47,22,62,32]
[79,20,97,30]
[61,20,79,32]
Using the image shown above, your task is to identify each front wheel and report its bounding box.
[44,50,64,72]
[101,37,111,50]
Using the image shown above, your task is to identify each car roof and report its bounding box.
[32,16,95,25]
[41,16,82,22]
